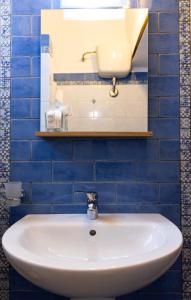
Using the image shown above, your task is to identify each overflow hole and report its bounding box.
[89,229,96,236]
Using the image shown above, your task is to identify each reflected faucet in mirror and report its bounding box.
[81,51,96,62]
[80,11,148,97]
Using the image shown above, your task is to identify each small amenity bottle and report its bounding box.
[45,89,67,131]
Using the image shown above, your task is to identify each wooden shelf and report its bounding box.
[35,131,153,138]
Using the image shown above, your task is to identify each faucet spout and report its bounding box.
[81,51,96,62]
[86,192,98,220]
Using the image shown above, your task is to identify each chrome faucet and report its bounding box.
[86,192,98,220]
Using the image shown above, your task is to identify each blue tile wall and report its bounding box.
[12,57,31,77]
[159,13,179,32]
[12,16,31,36]
[10,0,181,299]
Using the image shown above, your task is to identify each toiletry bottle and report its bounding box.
[45,89,64,131]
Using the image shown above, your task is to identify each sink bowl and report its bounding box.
[2,214,182,299]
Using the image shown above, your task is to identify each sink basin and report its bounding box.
[2,214,182,298]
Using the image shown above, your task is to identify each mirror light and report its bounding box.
[60,0,138,8]
[63,9,126,20]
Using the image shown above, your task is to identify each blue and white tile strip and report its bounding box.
[179,0,191,299]
[54,72,148,84]
[41,34,51,54]
[0,0,10,299]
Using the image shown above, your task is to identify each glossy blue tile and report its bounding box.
[12,78,40,98]
[12,16,31,36]
[160,140,179,160]
[137,162,179,182]
[11,99,31,118]
[96,162,136,181]
[160,55,179,74]
[74,139,158,161]
[109,139,158,161]
[160,204,180,226]
[31,56,40,76]
[31,99,40,118]
[149,54,158,74]
[32,183,73,203]
[51,204,86,214]
[143,271,181,293]
[32,16,40,35]
[12,57,31,77]
[12,0,51,14]
[10,291,66,300]
[11,162,52,182]
[74,183,116,203]
[11,119,39,140]
[149,13,158,33]
[149,76,179,97]
[10,268,41,291]
[159,97,179,117]
[32,140,73,161]
[149,118,179,138]
[12,37,40,56]
[139,294,181,300]
[160,183,180,204]
[10,204,51,224]
[159,13,179,33]
[53,162,93,181]
[148,97,159,117]
[149,0,178,12]
[11,141,30,161]
[171,255,181,271]
[73,139,110,160]
[149,34,178,54]
[117,183,159,203]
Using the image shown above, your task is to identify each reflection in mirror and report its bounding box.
[40,7,148,133]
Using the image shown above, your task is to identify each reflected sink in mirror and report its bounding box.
[40,7,149,133]
[2,214,182,299]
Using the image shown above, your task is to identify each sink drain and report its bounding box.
[89,229,96,236]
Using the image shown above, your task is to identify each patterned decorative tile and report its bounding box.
[0,0,10,298]
[180,0,191,298]
[182,216,191,227]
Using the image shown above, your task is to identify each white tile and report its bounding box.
[68,117,94,131]
[118,84,148,101]
[91,118,114,131]
[43,84,148,132]
[115,117,148,131]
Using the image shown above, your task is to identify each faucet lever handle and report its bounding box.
[86,192,97,203]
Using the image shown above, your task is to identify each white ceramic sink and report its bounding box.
[2,214,182,299]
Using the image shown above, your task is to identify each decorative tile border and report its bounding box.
[41,34,51,54]
[54,72,148,84]
[0,0,10,299]
[179,0,191,299]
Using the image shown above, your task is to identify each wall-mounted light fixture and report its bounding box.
[61,0,137,9]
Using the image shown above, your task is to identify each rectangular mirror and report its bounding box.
[40,8,148,133]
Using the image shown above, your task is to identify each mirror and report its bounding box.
[40,8,148,133]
